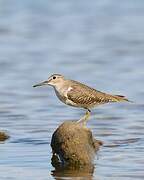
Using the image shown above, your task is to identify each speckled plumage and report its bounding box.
[65,80,129,109]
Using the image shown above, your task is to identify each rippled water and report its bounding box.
[0,0,144,179]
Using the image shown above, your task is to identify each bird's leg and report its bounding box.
[77,109,91,126]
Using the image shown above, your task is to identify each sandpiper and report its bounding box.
[33,74,130,125]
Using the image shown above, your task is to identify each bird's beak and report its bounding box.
[33,80,49,88]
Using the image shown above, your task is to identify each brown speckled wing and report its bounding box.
[67,80,111,108]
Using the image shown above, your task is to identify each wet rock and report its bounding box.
[0,131,9,141]
[51,121,102,168]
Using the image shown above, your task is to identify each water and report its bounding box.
[0,0,144,179]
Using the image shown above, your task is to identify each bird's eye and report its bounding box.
[53,76,56,79]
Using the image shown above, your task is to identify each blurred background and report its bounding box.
[0,0,144,179]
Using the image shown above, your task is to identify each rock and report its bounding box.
[0,131,9,141]
[51,121,102,168]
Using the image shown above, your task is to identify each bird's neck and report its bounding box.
[53,80,68,93]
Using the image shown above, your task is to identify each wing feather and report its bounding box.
[67,81,111,108]
[66,80,128,109]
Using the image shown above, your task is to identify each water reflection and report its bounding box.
[52,165,94,180]
[104,138,140,148]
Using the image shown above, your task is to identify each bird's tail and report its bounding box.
[112,94,132,103]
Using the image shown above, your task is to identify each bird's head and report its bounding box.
[33,74,65,88]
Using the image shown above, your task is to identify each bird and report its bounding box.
[33,74,130,125]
